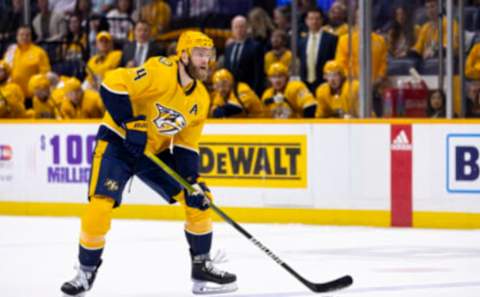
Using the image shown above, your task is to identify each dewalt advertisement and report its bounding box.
[199,135,307,188]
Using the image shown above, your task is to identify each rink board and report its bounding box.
[0,119,480,228]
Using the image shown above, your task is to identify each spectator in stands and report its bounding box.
[412,0,459,60]
[466,42,480,80]
[32,0,67,42]
[264,29,292,75]
[335,9,387,85]
[64,14,88,59]
[61,77,104,118]
[298,8,338,92]
[107,0,134,44]
[385,6,418,59]
[88,14,110,57]
[297,0,317,36]
[210,68,264,118]
[0,60,26,118]
[120,20,163,68]
[3,26,51,99]
[316,60,359,118]
[84,31,121,90]
[466,81,480,118]
[262,62,317,118]
[426,89,446,118]
[26,74,62,119]
[132,0,171,39]
[335,9,387,116]
[74,0,93,27]
[224,15,264,96]
[0,0,25,50]
[273,6,291,34]
[247,7,275,52]
[92,0,114,14]
[323,2,348,36]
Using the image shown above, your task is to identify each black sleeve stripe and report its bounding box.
[100,85,134,126]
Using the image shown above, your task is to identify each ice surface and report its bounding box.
[1,216,479,297]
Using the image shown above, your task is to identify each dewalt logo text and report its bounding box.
[199,135,307,188]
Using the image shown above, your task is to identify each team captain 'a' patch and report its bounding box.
[153,103,186,135]
[190,104,198,115]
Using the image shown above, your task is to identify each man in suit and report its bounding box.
[224,15,264,96]
[298,8,338,92]
[120,20,164,67]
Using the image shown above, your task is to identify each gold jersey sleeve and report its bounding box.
[284,81,317,112]
[236,82,263,117]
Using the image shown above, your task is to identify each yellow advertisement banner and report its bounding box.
[199,135,307,188]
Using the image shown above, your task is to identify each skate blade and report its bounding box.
[192,281,238,295]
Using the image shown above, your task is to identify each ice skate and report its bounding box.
[191,253,237,294]
[61,260,102,297]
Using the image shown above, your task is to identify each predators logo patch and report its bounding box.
[153,103,186,135]
[104,178,119,192]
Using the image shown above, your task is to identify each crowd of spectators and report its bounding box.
[0,0,479,120]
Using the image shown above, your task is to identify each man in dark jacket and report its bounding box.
[120,20,164,67]
[224,15,264,96]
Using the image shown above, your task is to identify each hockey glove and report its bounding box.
[122,115,148,157]
[185,182,212,211]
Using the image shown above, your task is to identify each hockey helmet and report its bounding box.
[176,30,214,58]
[267,62,288,77]
[212,69,234,85]
[28,74,50,94]
[323,60,345,77]
[64,77,82,94]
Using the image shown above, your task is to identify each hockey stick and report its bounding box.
[144,151,353,293]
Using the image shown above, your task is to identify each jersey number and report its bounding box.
[134,68,147,81]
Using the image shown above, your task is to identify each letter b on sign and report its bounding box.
[447,134,480,193]
[456,146,479,181]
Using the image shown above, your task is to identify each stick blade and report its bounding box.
[309,275,353,293]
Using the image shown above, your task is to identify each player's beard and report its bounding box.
[187,62,208,81]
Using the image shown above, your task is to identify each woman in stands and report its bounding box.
[426,89,446,118]
[385,6,418,59]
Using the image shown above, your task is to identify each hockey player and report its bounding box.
[262,62,317,118]
[0,60,26,118]
[26,73,62,119]
[60,31,237,296]
[60,77,105,119]
[211,68,264,118]
[315,60,359,118]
